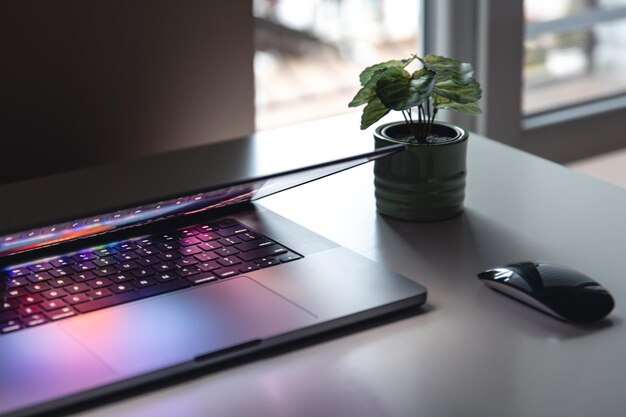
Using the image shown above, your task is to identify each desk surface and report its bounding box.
[72,115,626,417]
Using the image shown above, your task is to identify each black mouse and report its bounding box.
[477,262,615,323]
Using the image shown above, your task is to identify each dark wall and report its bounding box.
[0,0,255,184]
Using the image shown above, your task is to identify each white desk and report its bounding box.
[72,115,626,417]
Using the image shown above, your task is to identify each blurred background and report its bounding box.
[2,0,626,187]
[253,0,626,187]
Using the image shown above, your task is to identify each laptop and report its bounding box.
[0,135,427,416]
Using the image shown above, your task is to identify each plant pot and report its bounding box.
[373,121,468,222]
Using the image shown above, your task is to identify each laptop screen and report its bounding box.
[0,145,403,257]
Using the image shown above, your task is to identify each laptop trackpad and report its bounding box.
[60,277,316,375]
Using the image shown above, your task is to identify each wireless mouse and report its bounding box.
[477,262,615,323]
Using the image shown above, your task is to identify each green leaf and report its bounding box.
[432,78,482,104]
[348,85,375,108]
[434,96,482,115]
[349,68,385,107]
[424,54,475,86]
[376,67,435,111]
[358,56,416,86]
[360,97,391,130]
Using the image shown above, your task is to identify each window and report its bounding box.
[432,0,626,163]
[253,0,422,129]
[524,0,626,115]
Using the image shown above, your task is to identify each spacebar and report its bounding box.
[75,280,191,314]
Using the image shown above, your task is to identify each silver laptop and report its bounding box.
[0,138,427,416]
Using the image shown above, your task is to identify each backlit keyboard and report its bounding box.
[0,219,301,335]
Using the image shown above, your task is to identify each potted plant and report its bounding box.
[349,54,482,221]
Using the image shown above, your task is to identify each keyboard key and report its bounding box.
[196,232,220,242]
[75,280,190,314]
[1,319,22,334]
[178,246,202,256]
[158,234,177,243]
[216,225,249,237]
[117,261,139,271]
[74,271,96,282]
[94,267,118,277]
[93,247,117,257]
[44,306,76,321]
[27,262,52,272]
[27,272,53,283]
[87,278,113,289]
[50,257,74,267]
[49,267,74,278]
[133,278,156,288]
[19,294,44,305]
[176,228,198,238]
[72,252,96,262]
[93,256,118,267]
[88,288,113,299]
[197,261,220,271]
[158,251,181,261]
[216,219,238,228]
[259,258,280,267]
[112,242,139,252]
[239,245,288,262]
[64,283,91,294]
[153,262,176,272]
[198,241,223,251]
[214,247,239,257]
[218,237,242,246]
[1,300,19,312]
[64,293,91,305]
[177,267,200,277]
[131,268,155,278]
[235,239,274,252]
[114,251,139,261]
[18,305,42,317]
[238,231,262,242]
[110,282,135,294]
[40,299,67,312]
[186,272,217,285]
[71,262,96,272]
[6,288,28,298]
[136,247,158,257]
[6,267,32,278]
[136,238,157,247]
[279,253,302,263]
[154,272,180,282]
[51,277,74,287]
[26,282,51,293]
[179,237,201,246]
[175,257,198,267]
[6,277,30,288]
[239,262,260,273]
[196,224,218,233]
[136,256,160,266]
[24,313,47,327]
[194,252,218,262]
[41,289,68,299]
[111,273,134,283]
[156,242,180,252]
[214,266,240,279]
[217,256,242,267]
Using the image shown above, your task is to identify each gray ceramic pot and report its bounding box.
[373,121,468,221]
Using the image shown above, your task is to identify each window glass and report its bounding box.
[254,0,421,129]
[524,0,626,114]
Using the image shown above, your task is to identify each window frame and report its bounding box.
[425,0,626,163]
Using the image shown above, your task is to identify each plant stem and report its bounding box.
[402,109,419,143]
[418,105,427,143]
